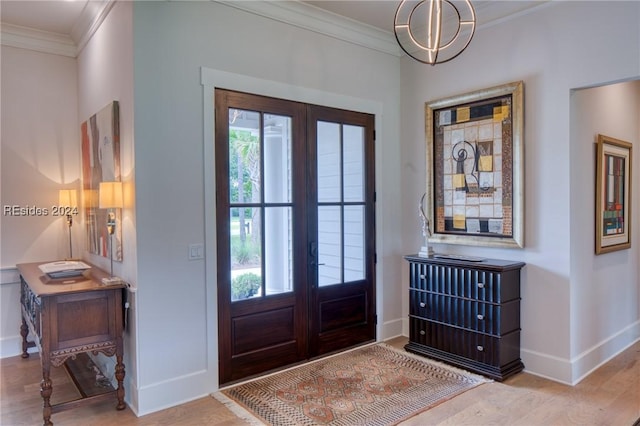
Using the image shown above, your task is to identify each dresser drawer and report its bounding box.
[410,290,520,335]
[409,261,520,303]
[409,317,521,368]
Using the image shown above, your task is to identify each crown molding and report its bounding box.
[1,23,77,57]
[0,0,114,58]
[0,0,400,58]
[215,0,401,57]
[71,0,116,55]
[1,1,549,60]
[475,0,552,30]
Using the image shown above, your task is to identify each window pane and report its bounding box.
[229,109,261,204]
[344,205,365,282]
[318,206,342,287]
[317,121,341,202]
[343,125,365,202]
[264,207,293,295]
[230,207,262,301]
[264,114,292,203]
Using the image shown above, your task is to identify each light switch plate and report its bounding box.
[188,243,204,260]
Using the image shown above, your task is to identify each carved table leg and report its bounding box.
[20,318,30,358]
[114,355,126,410]
[40,366,53,426]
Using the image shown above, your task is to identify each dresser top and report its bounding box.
[404,254,525,272]
[17,261,125,297]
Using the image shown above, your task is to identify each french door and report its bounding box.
[215,89,376,384]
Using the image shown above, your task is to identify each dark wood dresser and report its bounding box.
[404,254,525,381]
[17,261,126,426]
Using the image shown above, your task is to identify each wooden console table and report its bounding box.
[17,261,126,426]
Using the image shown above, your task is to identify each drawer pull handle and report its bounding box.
[477,283,485,288]
[419,302,426,308]
[477,314,484,320]
[420,330,426,335]
[419,274,425,280]
[476,345,484,351]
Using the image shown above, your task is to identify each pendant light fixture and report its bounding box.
[394,0,476,65]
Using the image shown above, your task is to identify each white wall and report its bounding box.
[400,1,640,384]
[132,1,401,415]
[570,80,640,381]
[76,0,137,408]
[4,0,638,417]
[0,46,79,357]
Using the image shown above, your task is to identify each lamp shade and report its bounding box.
[58,189,77,207]
[83,189,99,208]
[99,181,123,209]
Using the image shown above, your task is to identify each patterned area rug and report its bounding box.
[213,344,489,425]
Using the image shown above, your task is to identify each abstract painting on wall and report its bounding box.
[81,101,122,260]
[425,81,524,248]
[595,134,632,254]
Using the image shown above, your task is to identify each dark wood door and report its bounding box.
[215,90,375,384]
[306,105,376,356]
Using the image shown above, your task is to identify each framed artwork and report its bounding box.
[425,81,524,248]
[595,134,632,254]
[81,101,122,260]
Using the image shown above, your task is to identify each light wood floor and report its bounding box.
[2,338,638,425]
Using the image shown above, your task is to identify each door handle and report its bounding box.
[309,241,319,267]
[309,241,318,288]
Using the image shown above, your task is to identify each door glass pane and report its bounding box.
[343,125,365,202]
[229,109,261,204]
[318,206,342,287]
[264,207,293,295]
[344,205,365,282]
[317,121,341,202]
[264,114,292,203]
[230,207,262,302]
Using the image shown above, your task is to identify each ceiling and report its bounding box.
[304,1,549,33]
[1,0,89,35]
[1,0,548,37]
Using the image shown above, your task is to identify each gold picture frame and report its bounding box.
[425,81,524,248]
[595,134,632,254]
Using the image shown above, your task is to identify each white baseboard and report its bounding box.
[521,347,573,385]
[380,318,404,341]
[135,368,217,416]
[522,320,640,385]
[570,320,640,385]
[0,336,38,359]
